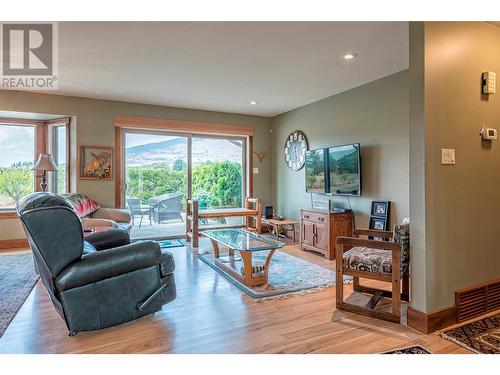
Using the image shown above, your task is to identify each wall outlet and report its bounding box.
[441,148,456,165]
[253,167,259,174]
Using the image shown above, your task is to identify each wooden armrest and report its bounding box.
[336,236,400,252]
[353,228,394,239]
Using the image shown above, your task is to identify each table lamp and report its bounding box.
[32,154,58,192]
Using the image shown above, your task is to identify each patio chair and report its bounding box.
[126,197,151,228]
[149,192,184,224]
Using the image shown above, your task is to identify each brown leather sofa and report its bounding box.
[62,193,132,233]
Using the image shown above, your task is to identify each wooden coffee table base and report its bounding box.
[207,237,276,287]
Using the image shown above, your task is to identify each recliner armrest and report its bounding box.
[55,241,161,292]
[85,228,130,250]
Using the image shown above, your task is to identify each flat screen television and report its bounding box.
[328,143,361,196]
[305,148,327,193]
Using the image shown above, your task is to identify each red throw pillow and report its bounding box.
[62,193,101,218]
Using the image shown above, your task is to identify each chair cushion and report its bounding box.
[394,223,410,273]
[343,246,393,274]
[62,193,100,218]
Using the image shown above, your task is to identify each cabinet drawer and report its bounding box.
[301,211,328,224]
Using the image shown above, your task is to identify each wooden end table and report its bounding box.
[262,218,299,242]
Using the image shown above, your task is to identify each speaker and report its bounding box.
[265,206,273,219]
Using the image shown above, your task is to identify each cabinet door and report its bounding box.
[313,223,329,250]
[301,221,315,246]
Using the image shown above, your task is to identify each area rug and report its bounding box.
[158,239,184,249]
[0,253,39,337]
[382,345,431,354]
[198,249,351,301]
[440,312,500,354]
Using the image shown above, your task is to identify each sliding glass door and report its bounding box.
[124,131,188,239]
[192,136,245,210]
[123,130,246,240]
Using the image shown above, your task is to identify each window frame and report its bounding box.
[0,116,70,217]
[47,121,70,195]
[120,128,248,210]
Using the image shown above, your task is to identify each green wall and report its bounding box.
[0,91,271,240]
[271,70,410,229]
[411,22,500,312]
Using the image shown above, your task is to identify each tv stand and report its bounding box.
[300,208,353,260]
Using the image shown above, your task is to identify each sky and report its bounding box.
[0,124,66,168]
[0,125,35,167]
[125,133,180,148]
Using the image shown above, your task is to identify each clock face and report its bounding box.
[284,130,308,170]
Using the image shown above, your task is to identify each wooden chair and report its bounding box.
[335,224,410,323]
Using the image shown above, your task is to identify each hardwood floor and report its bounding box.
[0,239,469,354]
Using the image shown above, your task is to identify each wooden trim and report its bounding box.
[44,117,70,126]
[34,124,48,192]
[0,212,19,219]
[0,117,44,126]
[407,305,457,334]
[114,115,254,136]
[66,118,72,192]
[248,135,254,197]
[115,127,122,208]
[0,238,29,251]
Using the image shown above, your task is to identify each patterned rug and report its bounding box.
[382,345,431,354]
[440,312,500,354]
[0,253,39,337]
[198,249,351,301]
[158,239,184,249]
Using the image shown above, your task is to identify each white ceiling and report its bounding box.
[51,22,408,117]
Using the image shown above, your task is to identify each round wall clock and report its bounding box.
[284,130,308,171]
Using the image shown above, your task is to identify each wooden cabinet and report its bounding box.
[300,208,353,260]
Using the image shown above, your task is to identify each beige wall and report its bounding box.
[271,70,410,228]
[0,91,272,240]
[411,22,500,312]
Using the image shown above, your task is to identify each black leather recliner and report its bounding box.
[16,192,176,336]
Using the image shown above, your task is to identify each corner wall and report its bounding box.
[271,70,410,228]
[413,22,500,312]
[0,91,272,240]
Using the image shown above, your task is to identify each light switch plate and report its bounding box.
[253,167,259,174]
[441,148,456,165]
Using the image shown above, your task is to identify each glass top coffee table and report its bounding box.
[202,229,286,287]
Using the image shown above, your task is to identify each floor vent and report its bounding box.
[455,278,500,322]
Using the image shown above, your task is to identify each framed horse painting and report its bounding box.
[78,145,113,180]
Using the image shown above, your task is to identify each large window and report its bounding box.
[122,129,247,239]
[0,124,36,210]
[0,117,70,212]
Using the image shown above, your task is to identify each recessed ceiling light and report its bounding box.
[249,101,258,105]
[342,53,357,61]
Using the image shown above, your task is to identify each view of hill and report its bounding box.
[126,137,243,168]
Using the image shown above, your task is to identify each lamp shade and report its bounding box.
[32,154,58,172]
